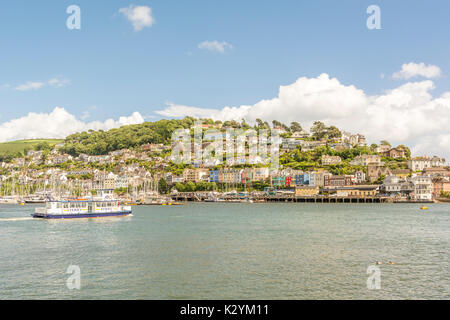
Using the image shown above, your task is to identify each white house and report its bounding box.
[411,175,433,201]
[408,157,432,171]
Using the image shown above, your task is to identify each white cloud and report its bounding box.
[0,107,145,142]
[198,41,233,53]
[80,111,91,120]
[48,77,70,88]
[119,5,155,31]
[155,71,450,161]
[14,77,70,91]
[393,62,441,80]
[15,82,45,91]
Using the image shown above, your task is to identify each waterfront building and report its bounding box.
[332,185,378,197]
[380,175,414,198]
[183,168,210,183]
[432,178,450,198]
[295,186,319,196]
[411,176,433,201]
[309,172,316,187]
[92,172,116,190]
[295,173,310,186]
[182,169,196,182]
[310,170,331,187]
[241,168,253,184]
[252,168,270,182]
[324,175,353,187]
[354,171,366,184]
[219,168,243,184]
[209,170,220,183]
[272,176,293,187]
[280,168,303,178]
[115,174,131,189]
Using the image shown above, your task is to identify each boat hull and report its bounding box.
[32,211,132,219]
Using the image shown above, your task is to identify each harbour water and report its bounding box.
[0,203,449,299]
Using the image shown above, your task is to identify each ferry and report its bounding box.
[32,190,132,219]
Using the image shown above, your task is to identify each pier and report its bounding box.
[170,192,391,203]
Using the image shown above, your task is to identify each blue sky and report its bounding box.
[0,0,448,120]
[1,1,450,158]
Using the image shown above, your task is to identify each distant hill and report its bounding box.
[0,139,64,161]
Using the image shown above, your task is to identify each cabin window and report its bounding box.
[64,203,69,209]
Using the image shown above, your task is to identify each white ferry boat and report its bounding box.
[33,190,132,219]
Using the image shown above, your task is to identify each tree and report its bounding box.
[380,140,391,147]
[326,126,342,139]
[158,178,169,194]
[310,121,327,140]
[35,141,52,151]
[272,120,282,128]
[241,119,251,130]
[290,122,302,132]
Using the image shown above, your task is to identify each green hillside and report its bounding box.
[61,118,197,156]
[0,139,64,161]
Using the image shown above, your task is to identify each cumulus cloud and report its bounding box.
[155,72,450,160]
[198,41,233,53]
[119,5,155,31]
[0,107,144,142]
[392,62,441,80]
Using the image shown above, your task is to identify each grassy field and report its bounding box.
[0,139,64,157]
